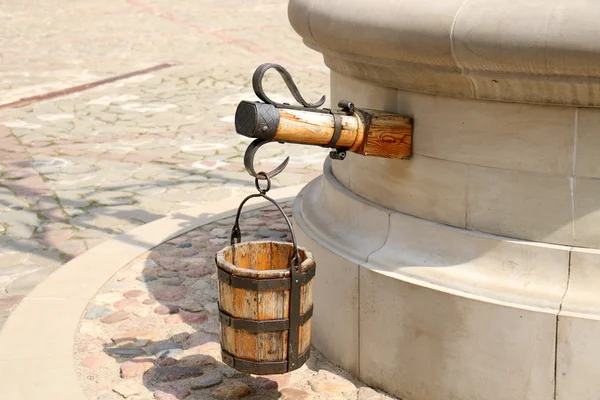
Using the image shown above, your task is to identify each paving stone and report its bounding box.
[268,223,289,231]
[153,286,188,302]
[6,265,59,295]
[165,312,207,325]
[158,357,179,367]
[179,354,216,368]
[101,310,132,324]
[154,305,180,315]
[161,276,185,286]
[158,271,179,278]
[253,374,290,390]
[113,380,141,398]
[358,387,391,400]
[151,342,184,359]
[255,230,287,239]
[81,354,113,369]
[6,223,36,239]
[0,295,25,311]
[186,265,212,278]
[124,290,146,298]
[191,372,223,389]
[199,320,220,335]
[121,358,155,378]
[114,298,139,309]
[85,306,113,320]
[212,382,252,399]
[220,365,247,379]
[1,209,39,226]
[177,300,205,313]
[137,275,158,283]
[111,331,160,343]
[309,370,356,396]
[106,347,147,357]
[204,302,219,315]
[154,384,190,400]
[184,332,217,349]
[279,388,312,400]
[154,365,203,382]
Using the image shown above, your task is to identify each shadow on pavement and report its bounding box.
[101,203,295,399]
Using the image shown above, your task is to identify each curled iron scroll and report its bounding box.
[252,63,326,108]
[243,138,289,179]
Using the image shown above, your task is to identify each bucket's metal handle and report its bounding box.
[230,172,301,268]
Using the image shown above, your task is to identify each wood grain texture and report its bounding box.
[275,109,360,148]
[267,107,413,159]
[359,111,413,159]
[216,241,314,370]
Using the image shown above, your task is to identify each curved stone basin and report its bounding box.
[289,1,600,399]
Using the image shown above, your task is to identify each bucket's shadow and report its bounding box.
[102,203,298,399]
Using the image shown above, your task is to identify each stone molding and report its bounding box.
[294,160,600,399]
[289,0,600,106]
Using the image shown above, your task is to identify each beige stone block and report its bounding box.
[0,355,85,400]
[573,178,600,248]
[327,56,475,99]
[331,71,397,111]
[330,72,398,189]
[296,161,390,262]
[575,108,600,178]
[561,248,600,318]
[557,248,600,400]
[294,225,359,376]
[367,212,569,309]
[556,316,600,400]
[453,1,600,79]
[467,166,573,244]
[359,267,557,400]
[0,298,89,359]
[331,156,350,189]
[396,90,575,175]
[471,77,600,108]
[296,0,464,68]
[349,154,468,227]
[452,2,554,76]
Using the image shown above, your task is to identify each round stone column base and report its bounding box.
[293,159,600,400]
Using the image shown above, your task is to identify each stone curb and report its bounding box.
[0,185,304,399]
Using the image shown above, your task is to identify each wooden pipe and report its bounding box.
[234,100,413,160]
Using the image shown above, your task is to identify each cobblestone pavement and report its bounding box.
[0,0,330,330]
[76,205,394,400]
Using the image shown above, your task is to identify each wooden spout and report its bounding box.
[234,101,413,160]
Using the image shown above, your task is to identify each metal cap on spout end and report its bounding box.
[235,101,280,140]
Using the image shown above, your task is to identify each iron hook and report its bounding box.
[243,138,290,179]
[252,63,326,109]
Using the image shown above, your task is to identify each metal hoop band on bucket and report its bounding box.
[218,171,307,372]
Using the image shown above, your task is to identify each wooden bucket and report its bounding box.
[215,196,316,375]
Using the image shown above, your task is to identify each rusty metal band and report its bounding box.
[221,348,311,375]
[219,306,313,333]
[287,256,303,370]
[328,113,343,148]
[217,266,315,290]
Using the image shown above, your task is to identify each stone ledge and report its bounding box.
[296,158,574,312]
[289,0,600,106]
